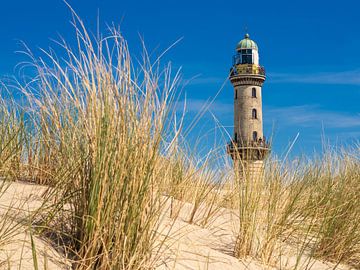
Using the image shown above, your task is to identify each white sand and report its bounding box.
[156,199,352,270]
[0,181,354,270]
[0,181,70,269]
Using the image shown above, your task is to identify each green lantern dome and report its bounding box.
[236,33,258,51]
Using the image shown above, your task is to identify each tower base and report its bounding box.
[234,159,265,182]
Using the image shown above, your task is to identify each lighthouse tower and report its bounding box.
[227,33,270,179]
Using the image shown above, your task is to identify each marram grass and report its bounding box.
[19,11,182,270]
[0,8,358,270]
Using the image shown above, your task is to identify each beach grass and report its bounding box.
[0,7,359,270]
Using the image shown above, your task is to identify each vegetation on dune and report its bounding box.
[231,152,360,269]
[0,7,359,270]
[18,10,183,269]
[0,95,26,256]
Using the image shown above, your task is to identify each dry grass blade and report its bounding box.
[19,8,183,270]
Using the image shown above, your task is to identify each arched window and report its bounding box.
[234,132,238,142]
[253,131,258,141]
[252,87,257,98]
[252,109,257,119]
[235,89,238,99]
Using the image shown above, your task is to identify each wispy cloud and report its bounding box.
[336,131,360,140]
[181,69,360,86]
[182,76,225,86]
[266,105,360,129]
[176,99,232,115]
[176,100,360,131]
[268,70,360,85]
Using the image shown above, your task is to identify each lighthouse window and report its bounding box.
[235,89,238,99]
[234,132,238,142]
[241,49,252,54]
[253,131,258,141]
[252,87,257,98]
[252,109,257,119]
[241,49,253,64]
[241,54,253,64]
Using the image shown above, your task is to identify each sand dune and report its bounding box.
[0,181,70,269]
[0,181,353,270]
[156,199,351,270]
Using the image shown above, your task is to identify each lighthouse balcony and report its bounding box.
[226,139,270,160]
[230,64,265,77]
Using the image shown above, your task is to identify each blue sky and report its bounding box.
[0,0,359,157]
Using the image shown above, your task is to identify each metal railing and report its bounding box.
[227,139,271,150]
[226,139,271,160]
[230,64,266,76]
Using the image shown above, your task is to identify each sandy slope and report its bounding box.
[156,199,351,270]
[0,181,353,270]
[0,181,70,270]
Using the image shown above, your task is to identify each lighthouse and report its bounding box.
[227,33,270,179]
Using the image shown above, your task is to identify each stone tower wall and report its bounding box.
[234,84,263,144]
[234,159,265,181]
